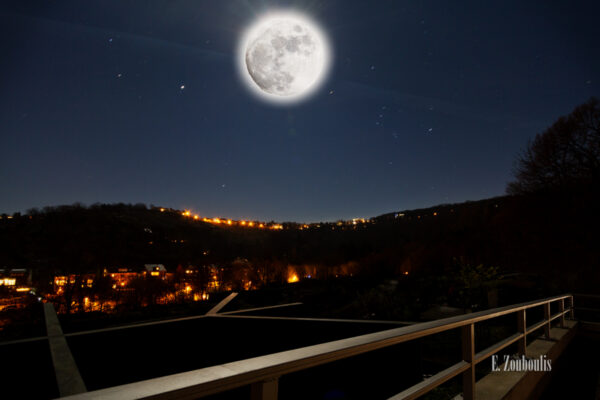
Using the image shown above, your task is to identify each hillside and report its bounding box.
[1,192,599,292]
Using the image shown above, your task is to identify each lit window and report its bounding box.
[1,278,16,286]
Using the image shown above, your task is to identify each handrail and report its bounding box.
[58,294,574,400]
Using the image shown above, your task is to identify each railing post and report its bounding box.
[251,378,278,400]
[570,296,575,320]
[543,302,551,339]
[517,309,526,356]
[559,299,565,328]
[461,323,475,400]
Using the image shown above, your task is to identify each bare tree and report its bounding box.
[507,97,600,195]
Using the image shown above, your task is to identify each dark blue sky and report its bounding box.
[1,1,599,222]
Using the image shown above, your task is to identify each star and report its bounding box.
[180,85,185,90]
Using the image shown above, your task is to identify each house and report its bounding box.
[0,268,31,287]
[53,273,96,294]
[144,264,167,279]
[105,267,140,289]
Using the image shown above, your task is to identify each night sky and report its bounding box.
[1,1,599,222]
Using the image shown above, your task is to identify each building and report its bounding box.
[144,264,167,279]
[53,273,95,295]
[0,268,31,288]
[105,267,139,289]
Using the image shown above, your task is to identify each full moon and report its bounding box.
[237,11,331,104]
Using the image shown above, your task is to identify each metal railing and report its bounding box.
[60,294,574,400]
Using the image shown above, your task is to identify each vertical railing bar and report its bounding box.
[570,295,575,320]
[250,378,279,400]
[461,323,475,400]
[517,309,526,356]
[543,302,551,339]
[559,299,565,328]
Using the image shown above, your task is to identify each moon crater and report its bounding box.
[238,11,331,104]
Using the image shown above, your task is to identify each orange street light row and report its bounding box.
[180,210,279,230]
[176,208,369,231]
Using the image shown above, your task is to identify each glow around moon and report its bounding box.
[237,11,332,105]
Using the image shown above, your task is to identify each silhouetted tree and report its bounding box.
[454,258,498,311]
[507,97,600,195]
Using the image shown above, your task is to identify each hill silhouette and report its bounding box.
[1,191,598,293]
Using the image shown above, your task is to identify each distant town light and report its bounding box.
[0,278,16,286]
